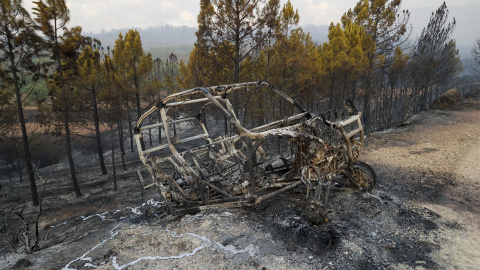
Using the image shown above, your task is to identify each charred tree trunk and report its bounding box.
[126,101,134,152]
[362,83,371,133]
[421,87,428,111]
[428,86,434,107]
[91,86,107,175]
[111,127,117,191]
[8,39,38,204]
[6,162,12,182]
[134,90,145,150]
[135,93,141,119]
[117,119,127,171]
[351,81,357,103]
[56,44,81,196]
[329,72,336,112]
[63,91,82,197]
[12,136,23,182]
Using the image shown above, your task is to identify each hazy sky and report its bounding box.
[23,0,480,47]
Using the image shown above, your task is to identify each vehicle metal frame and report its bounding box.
[134,81,374,221]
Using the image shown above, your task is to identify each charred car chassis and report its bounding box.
[134,81,376,223]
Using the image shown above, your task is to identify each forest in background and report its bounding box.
[83,24,331,62]
[1,0,480,211]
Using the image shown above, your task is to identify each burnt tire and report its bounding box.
[348,161,377,192]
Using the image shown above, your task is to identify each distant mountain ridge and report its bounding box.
[84,25,198,49]
[84,24,330,62]
[85,24,330,50]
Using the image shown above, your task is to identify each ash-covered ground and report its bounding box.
[1,98,479,270]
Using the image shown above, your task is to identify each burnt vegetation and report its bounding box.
[0,0,479,260]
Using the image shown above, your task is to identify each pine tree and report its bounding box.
[1,0,42,205]
[101,51,128,170]
[111,33,134,152]
[387,46,409,122]
[270,0,300,92]
[411,2,462,111]
[113,29,153,118]
[33,0,83,197]
[320,22,370,112]
[341,0,410,132]
[76,43,108,175]
[321,23,348,112]
[178,46,209,89]
[263,1,321,116]
[295,32,322,111]
[195,0,280,113]
[113,30,153,152]
[100,54,125,189]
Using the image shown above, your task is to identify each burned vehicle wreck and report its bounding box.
[134,81,376,224]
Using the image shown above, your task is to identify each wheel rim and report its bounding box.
[349,162,376,191]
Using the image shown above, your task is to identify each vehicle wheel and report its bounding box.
[348,161,377,192]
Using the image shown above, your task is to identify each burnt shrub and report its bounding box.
[71,136,97,155]
[29,134,63,168]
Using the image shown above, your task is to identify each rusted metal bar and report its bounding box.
[255,181,303,204]
[245,137,257,196]
[166,175,188,198]
[201,180,238,199]
[267,182,299,188]
[142,143,170,154]
[333,113,361,128]
[346,127,363,139]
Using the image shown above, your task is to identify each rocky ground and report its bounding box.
[1,97,479,270]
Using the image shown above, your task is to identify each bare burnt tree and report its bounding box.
[410,2,461,112]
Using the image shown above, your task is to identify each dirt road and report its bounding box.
[362,98,480,269]
[1,98,479,269]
